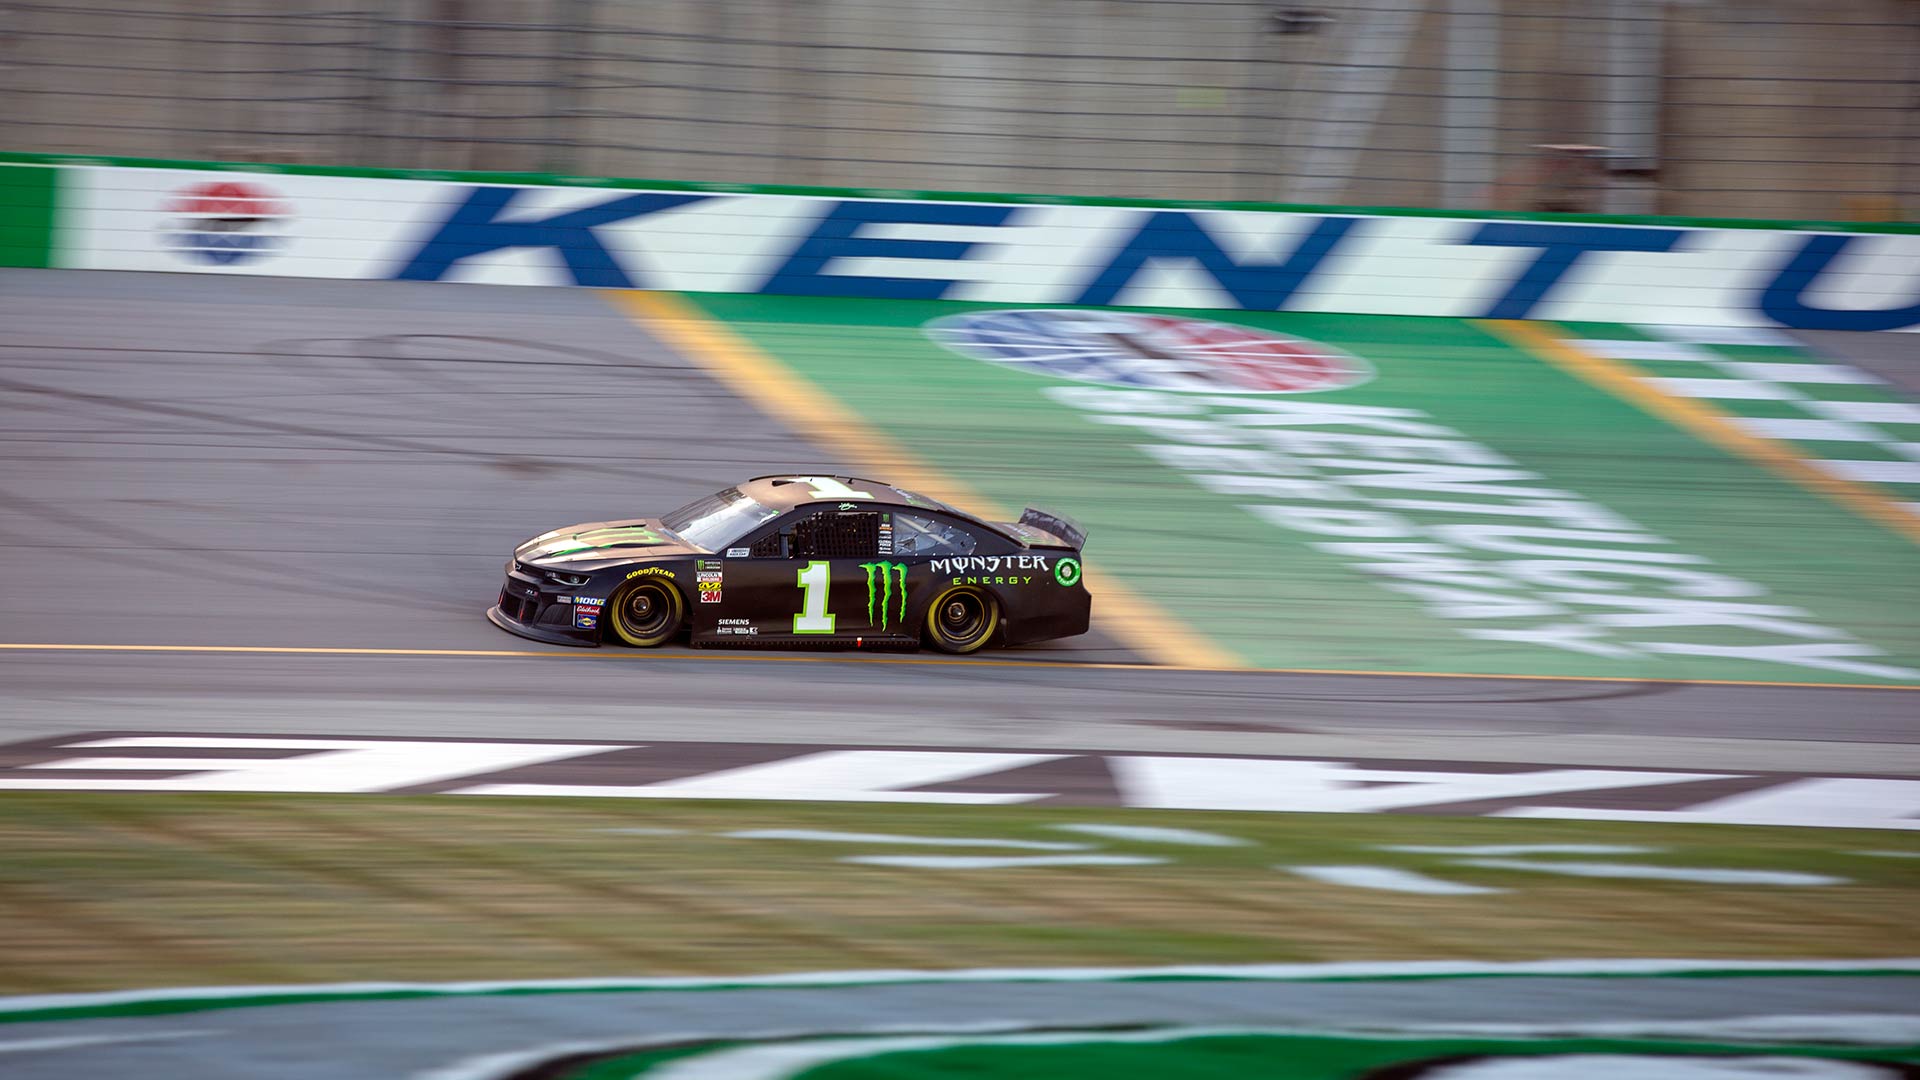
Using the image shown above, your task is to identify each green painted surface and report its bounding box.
[573,1030,1920,1079]
[0,164,56,269]
[3,149,1912,233]
[679,293,1920,684]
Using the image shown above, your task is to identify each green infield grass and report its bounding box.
[0,792,1912,994]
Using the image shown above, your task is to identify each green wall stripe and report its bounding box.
[0,164,57,269]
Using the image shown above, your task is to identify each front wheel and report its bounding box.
[924,585,999,654]
[607,579,683,647]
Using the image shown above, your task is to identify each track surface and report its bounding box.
[4,975,1917,1080]
[1,270,1917,775]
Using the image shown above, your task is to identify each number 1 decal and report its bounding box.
[793,560,835,633]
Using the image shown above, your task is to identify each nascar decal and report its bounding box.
[159,180,290,266]
[926,309,1373,393]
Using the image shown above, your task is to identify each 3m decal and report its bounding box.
[926,309,1372,394]
[1054,557,1083,587]
[160,180,290,266]
[860,561,909,630]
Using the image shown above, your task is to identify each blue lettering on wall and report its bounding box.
[1073,212,1360,309]
[758,201,1017,299]
[1758,233,1920,332]
[1466,222,1685,319]
[392,187,710,287]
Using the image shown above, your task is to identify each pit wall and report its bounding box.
[3,153,1917,331]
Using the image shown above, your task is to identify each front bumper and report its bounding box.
[487,566,602,648]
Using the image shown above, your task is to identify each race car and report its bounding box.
[488,475,1090,654]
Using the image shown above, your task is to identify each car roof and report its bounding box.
[740,475,1012,535]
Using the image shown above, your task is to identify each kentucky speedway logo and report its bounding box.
[925,309,1371,394]
[159,180,291,266]
[860,561,908,630]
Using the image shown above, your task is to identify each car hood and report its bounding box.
[515,519,702,568]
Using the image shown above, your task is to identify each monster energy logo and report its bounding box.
[860,561,908,630]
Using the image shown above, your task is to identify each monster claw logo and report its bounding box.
[860,562,908,630]
[160,180,292,266]
[1054,557,1082,587]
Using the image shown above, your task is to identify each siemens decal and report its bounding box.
[64,167,1920,330]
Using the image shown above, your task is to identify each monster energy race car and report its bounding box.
[489,475,1090,654]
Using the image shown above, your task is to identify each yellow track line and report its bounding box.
[3,642,1915,691]
[1484,320,1920,546]
[607,289,1245,670]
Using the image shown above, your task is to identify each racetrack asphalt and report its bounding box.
[1,269,1917,776]
[4,975,1918,1080]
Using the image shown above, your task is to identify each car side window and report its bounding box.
[789,511,881,560]
[892,512,978,558]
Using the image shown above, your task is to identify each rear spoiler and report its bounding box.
[1017,506,1086,549]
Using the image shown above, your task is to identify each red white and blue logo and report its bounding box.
[159,181,291,266]
[924,309,1370,394]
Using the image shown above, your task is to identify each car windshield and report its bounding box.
[660,487,781,551]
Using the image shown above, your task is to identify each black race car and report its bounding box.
[489,476,1089,654]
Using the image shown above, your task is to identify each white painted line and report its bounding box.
[1048,824,1251,847]
[1815,458,1920,485]
[1570,340,1720,363]
[1283,865,1503,895]
[9,960,1920,1019]
[595,828,687,836]
[1729,416,1882,442]
[1395,1013,1920,1044]
[727,830,1089,850]
[1716,361,1882,384]
[458,750,1066,804]
[0,1030,212,1054]
[1850,850,1920,859]
[1640,324,1797,347]
[0,737,625,794]
[1458,859,1845,886]
[1646,377,1803,401]
[841,854,1166,870]
[1806,400,1920,425]
[1377,844,1659,856]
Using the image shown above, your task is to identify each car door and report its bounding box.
[700,507,897,642]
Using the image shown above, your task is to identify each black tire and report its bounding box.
[924,584,999,654]
[607,578,683,647]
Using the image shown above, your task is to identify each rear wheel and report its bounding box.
[924,585,998,654]
[608,579,683,647]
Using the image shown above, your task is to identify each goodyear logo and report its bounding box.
[860,562,908,630]
[627,566,675,580]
